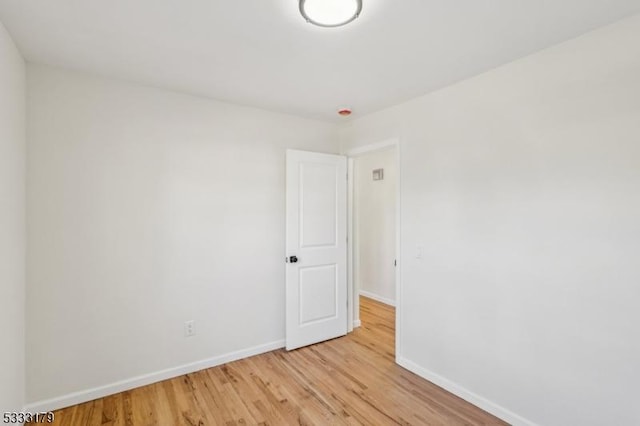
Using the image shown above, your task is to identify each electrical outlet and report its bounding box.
[184,320,196,337]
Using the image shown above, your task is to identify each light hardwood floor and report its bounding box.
[41,297,507,425]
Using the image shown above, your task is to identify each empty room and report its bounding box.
[1,1,639,425]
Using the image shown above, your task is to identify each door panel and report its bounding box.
[286,150,347,351]
[300,163,338,248]
[299,264,338,324]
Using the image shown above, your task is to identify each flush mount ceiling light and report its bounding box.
[299,0,362,28]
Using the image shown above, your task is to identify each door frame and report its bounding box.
[346,138,402,361]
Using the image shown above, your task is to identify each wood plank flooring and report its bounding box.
[39,297,507,425]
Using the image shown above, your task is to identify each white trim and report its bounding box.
[394,140,402,361]
[353,319,361,328]
[397,357,538,426]
[24,339,285,413]
[346,139,398,157]
[359,290,395,307]
[347,158,355,333]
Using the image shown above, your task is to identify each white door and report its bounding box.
[286,149,348,351]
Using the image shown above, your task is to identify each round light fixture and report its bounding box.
[299,0,362,28]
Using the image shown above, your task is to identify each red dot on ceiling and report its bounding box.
[338,108,352,116]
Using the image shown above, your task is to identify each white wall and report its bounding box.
[341,15,640,426]
[26,65,339,406]
[354,149,396,305]
[0,19,26,413]
[0,20,25,412]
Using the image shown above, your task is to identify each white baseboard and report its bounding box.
[353,319,361,328]
[359,290,395,307]
[397,357,538,426]
[24,339,285,413]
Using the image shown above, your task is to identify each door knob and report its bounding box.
[288,255,299,263]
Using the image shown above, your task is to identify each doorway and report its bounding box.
[347,140,400,357]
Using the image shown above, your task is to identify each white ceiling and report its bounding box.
[0,0,638,121]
